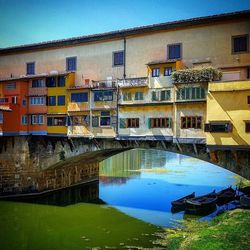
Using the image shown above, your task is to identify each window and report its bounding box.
[152,90,171,101]
[94,90,113,101]
[164,67,172,76]
[100,111,111,126]
[47,117,66,126]
[46,77,56,87]
[149,118,172,128]
[161,90,171,101]
[21,115,28,125]
[123,92,132,101]
[127,118,139,128]
[22,99,27,106]
[248,96,250,105]
[152,68,160,77]
[204,122,233,133]
[57,96,65,106]
[0,112,3,124]
[31,115,44,125]
[135,92,143,100]
[232,35,249,53]
[152,91,160,101]
[113,51,124,66]
[26,62,35,75]
[58,76,65,87]
[168,43,182,60]
[177,87,206,100]
[66,57,77,71]
[0,98,8,103]
[181,116,202,129]
[12,96,17,104]
[71,92,88,102]
[32,79,45,88]
[245,122,250,133]
[30,97,45,105]
[5,82,16,89]
[48,96,56,106]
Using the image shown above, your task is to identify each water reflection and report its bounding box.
[99,149,238,227]
[2,181,104,206]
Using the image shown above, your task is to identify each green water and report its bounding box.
[0,201,161,249]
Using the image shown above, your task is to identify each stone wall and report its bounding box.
[0,136,249,196]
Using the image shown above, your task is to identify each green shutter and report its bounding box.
[148,118,152,128]
[169,117,172,128]
[92,116,99,127]
[119,118,126,128]
[160,91,165,100]
[152,91,157,101]
[201,88,205,99]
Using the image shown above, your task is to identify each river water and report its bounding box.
[0,149,241,249]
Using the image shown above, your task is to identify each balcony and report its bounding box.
[117,77,148,88]
[92,80,117,89]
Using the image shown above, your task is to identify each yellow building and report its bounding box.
[47,72,75,136]
[206,80,250,148]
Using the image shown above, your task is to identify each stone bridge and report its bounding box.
[0,136,249,196]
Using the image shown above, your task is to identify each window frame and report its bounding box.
[181,116,202,129]
[57,95,65,106]
[66,56,77,71]
[232,34,249,54]
[100,111,111,127]
[152,68,160,77]
[167,43,182,60]
[48,96,56,106]
[26,62,35,75]
[135,91,144,101]
[127,118,139,128]
[71,92,88,103]
[0,112,3,124]
[164,67,172,76]
[113,50,124,67]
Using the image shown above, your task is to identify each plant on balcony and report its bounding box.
[172,67,222,84]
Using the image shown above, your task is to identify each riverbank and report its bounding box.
[156,208,250,250]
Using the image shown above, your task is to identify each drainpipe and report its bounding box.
[123,37,126,79]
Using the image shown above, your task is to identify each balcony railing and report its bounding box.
[117,77,148,88]
[92,80,117,89]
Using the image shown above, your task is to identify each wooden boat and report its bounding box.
[239,186,250,195]
[185,191,217,215]
[171,192,195,212]
[240,195,250,208]
[216,187,236,205]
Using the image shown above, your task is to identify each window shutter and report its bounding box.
[119,118,126,128]
[148,118,152,128]
[111,115,117,127]
[204,123,211,132]
[92,116,99,127]
[169,118,172,128]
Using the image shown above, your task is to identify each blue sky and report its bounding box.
[0,0,249,48]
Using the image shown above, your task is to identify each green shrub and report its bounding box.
[172,67,222,84]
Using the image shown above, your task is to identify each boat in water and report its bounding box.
[185,191,217,215]
[171,192,195,213]
[216,187,236,205]
[240,195,250,208]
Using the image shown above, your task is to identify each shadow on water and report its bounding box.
[1,181,105,206]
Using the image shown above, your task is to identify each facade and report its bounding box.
[0,10,249,147]
[206,80,250,148]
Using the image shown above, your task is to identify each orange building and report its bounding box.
[27,77,47,135]
[0,79,29,135]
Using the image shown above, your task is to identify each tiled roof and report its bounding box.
[0,10,249,55]
[0,71,74,82]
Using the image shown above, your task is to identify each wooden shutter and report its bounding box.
[119,118,126,128]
